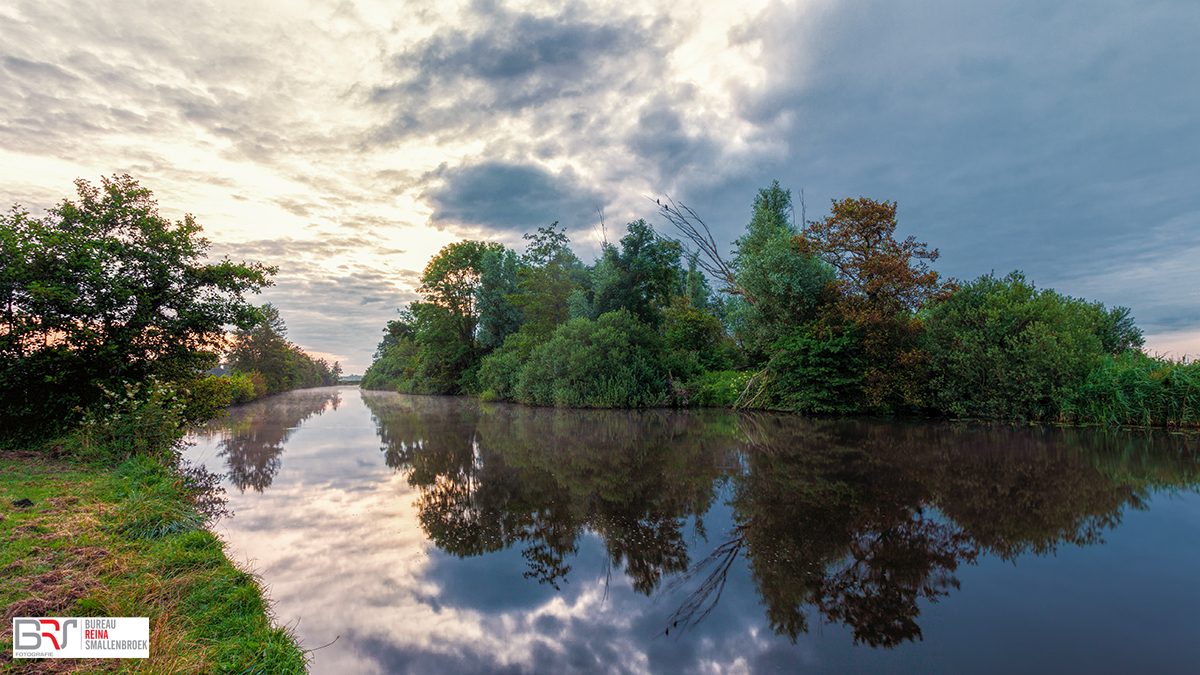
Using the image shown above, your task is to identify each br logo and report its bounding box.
[14,618,79,651]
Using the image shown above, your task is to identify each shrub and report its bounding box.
[924,271,1136,421]
[476,339,526,402]
[73,378,190,461]
[688,370,752,407]
[226,371,261,403]
[516,310,671,408]
[179,375,238,423]
[761,327,866,413]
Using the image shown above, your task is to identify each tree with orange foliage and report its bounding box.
[796,198,956,411]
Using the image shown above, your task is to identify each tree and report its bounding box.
[362,314,420,391]
[590,220,682,327]
[408,240,501,393]
[923,271,1135,420]
[726,182,835,360]
[475,247,525,351]
[796,197,955,411]
[227,303,340,393]
[508,224,587,342]
[0,175,274,438]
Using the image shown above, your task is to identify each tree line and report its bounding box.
[0,175,338,447]
[363,182,1198,426]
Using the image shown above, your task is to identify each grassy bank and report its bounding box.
[0,449,307,673]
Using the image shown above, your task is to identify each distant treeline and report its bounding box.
[362,182,1198,427]
[205,303,342,408]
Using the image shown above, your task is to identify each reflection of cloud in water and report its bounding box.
[185,390,1200,673]
[223,474,772,675]
[191,390,777,675]
[195,388,343,492]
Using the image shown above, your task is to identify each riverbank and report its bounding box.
[0,449,308,673]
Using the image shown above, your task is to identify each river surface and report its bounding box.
[183,386,1200,674]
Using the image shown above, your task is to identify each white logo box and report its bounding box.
[12,617,149,659]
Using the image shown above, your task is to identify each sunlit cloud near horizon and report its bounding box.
[3,0,1198,371]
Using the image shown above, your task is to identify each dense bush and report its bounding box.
[759,327,866,414]
[515,310,672,408]
[476,336,526,402]
[924,272,1142,421]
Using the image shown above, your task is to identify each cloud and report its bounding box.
[5,0,1198,374]
[668,0,1200,336]
[424,160,606,234]
[371,4,664,142]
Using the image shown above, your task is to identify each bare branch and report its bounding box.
[650,195,757,305]
[664,533,745,634]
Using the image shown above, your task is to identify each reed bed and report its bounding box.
[1061,352,1199,428]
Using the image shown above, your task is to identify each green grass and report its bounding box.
[0,450,308,674]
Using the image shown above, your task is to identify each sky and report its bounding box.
[3,0,1198,373]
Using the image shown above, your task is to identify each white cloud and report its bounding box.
[5,0,1199,372]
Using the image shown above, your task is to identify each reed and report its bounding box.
[1061,352,1199,428]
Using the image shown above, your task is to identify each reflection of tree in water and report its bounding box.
[197,388,342,492]
[362,392,737,593]
[361,392,1200,649]
[672,417,1200,648]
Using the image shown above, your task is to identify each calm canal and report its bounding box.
[183,386,1200,674]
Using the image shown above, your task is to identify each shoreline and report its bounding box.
[0,449,308,673]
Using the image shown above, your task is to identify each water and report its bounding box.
[183,386,1200,674]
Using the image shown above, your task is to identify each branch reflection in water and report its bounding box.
[361,393,1200,649]
[195,388,343,492]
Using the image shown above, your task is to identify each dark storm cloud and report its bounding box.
[369,3,670,145]
[405,13,628,90]
[424,160,606,234]
[668,0,1200,335]
[625,99,721,182]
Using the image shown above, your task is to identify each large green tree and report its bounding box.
[0,175,274,438]
[726,182,835,360]
[590,219,682,327]
[408,240,502,393]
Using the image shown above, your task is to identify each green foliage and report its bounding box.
[178,374,239,422]
[508,224,587,342]
[760,327,866,414]
[406,240,502,394]
[590,220,683,327]
[476,246,525,351]
[224,372,261,403]
[1061,352,1199,427]
[687,370,752,407]
[728,182,835,360]
[361,337,419,392]
[227,303,340,395]
[476,336,526,401]
[924,271,1127,420]
[0,175,274,441]
[662,299,730,373]
[515,310,672,407]
[71,378,191,461]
